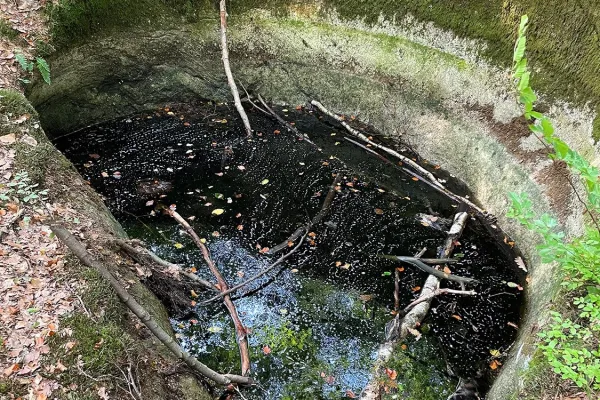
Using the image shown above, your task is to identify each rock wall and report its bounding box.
[27,1,600,398]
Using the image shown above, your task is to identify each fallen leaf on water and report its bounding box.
[212,208,225,216]
[375,208,384,215]
[308,232,317,238]
[262,345,271,355]
[490,349,501,357]
[443,266,452,274]
[174,243,183,249]
[287,241,294,247]
[396,267,404,272]
[451,314,462,321]
[507,321,519,329]
[207,326,222,333]
[145,200,154,206]
[238,165,246,171]
[400,344,407,350]
[291,269,299,273]
[274,130,281,135]
[259,247,270,254]
[261,179,269,185]
[237,225,244,230]
[515,257,527,272]
[411,177,419,181]
[489,359,502,370]
[190,290,199,298]
[101,171,109,178]
[411,286,421,292]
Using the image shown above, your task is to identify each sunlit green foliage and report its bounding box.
[507,15,600,391]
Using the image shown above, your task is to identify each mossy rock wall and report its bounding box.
[26,1,600,399]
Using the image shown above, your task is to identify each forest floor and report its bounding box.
[0,2,86,399]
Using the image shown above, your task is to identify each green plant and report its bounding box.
[507,15,600,392]
[0,171,48,204]
[14,53,51,84]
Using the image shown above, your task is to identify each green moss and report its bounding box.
[46,0,213,48]
[384,334,455,399]
[0,18,19,40]
[593,112,600,144]
[323,0,600,107]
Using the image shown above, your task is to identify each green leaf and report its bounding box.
[15,53,32,72]
[519,87,537,104]
[36,57,51,84]
[518,15,529,36]
[261,179,269,185]
[513,36,527,63]
[518,71,531,92]
[514,58,527,79]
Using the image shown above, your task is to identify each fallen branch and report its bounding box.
[267,174,342,254]
[401,288,477,315]
[256,94,315,145]
[395,248,426,313]
[50,225,252,386]
[343,136,489,217]
[381,255,479,287]
[312,100,442,187]
[360,212,469,400]
[219,0,252,137]
[114,239,219,293]
[201,230,309,305]
[167,209,251,376]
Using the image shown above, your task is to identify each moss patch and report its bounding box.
[0,18,19,40]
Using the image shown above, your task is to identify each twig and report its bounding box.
[268,174,341,254]
[219,0,252,137]
[0,208,24,240]
[401,288,477,314]
[343,136,489,217]
[50,224,252,386]
[114,239,220,293]
[395,248,427,312]
[380,256,479,286]
[256,94,315,145]
[201,230,309,304]
[167,209,251,376]
[311,100,442,187]
[360,213,469,400]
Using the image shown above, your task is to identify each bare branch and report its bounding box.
[50,225,252,386]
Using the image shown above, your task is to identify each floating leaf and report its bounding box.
[451,314,462,321]
[443,266,452,274]
[506,282,519,288]
[145,200,154,206]
[261,179,269,185]
[382,271,392,276]
[174,243,184,249]
[411,177,419,181]
[412,286,421,292]
[214,193,224,199]
[212,209,225,216]
[490,349,501,357]
[489,359,502,370]
[375,208,384,215]
[262,345,271,355]
[207,326,222,333]
[515,257,527,272]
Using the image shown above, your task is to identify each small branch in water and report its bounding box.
[401,288,477,315]
[268,174,342,254]
[114,239,220,293]
[311,100,443,186]
[380,255,479,287]
[256,94,315,145]
[167,209,251,376]
[201,230,308,305]
[360,213,469,400]
[50,225,252,386]
[219,0,252,137]
[395,248,426,312]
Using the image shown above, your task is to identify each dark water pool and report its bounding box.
[56,101,523,399]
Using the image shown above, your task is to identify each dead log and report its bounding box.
[50,225,252,386]
[360,212,469,400]
[219,0,252,137]
[167,209,251,377]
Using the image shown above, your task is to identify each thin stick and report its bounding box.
[312,100,442,187]
[167,209,251,376]
[50,225,252,386]
[219,0,252,137]
[381,255,479,286]
[114,240,220,293]
[257,94,315,145]
[401,288,477,314]
[343,136,488,217]
[201,231,309,304]
[268,174,341,254]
